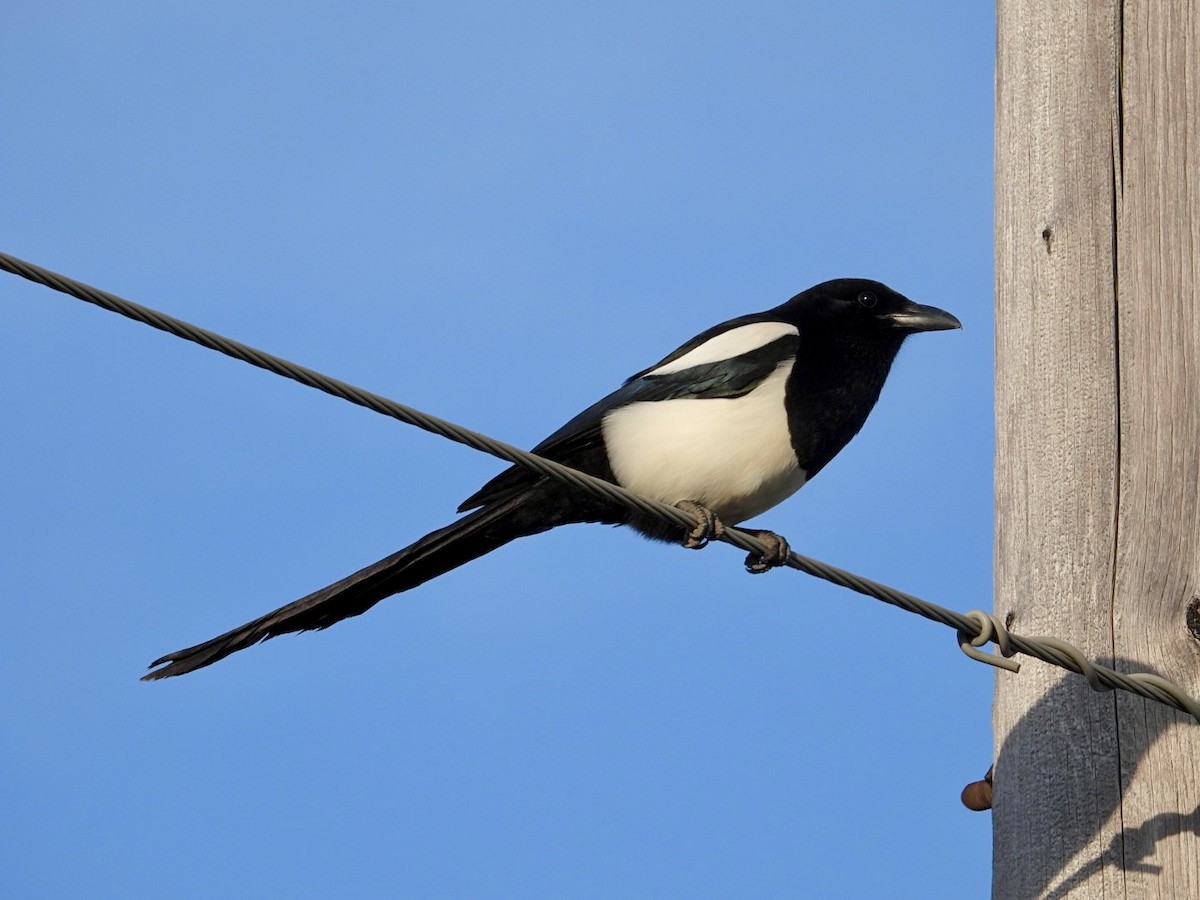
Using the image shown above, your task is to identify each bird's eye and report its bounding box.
[856,291,878,309]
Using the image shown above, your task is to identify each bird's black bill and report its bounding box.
[884,303,962,333]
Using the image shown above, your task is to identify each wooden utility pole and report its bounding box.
[995,0,1200,896]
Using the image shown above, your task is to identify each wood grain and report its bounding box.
[995,0,1200,896]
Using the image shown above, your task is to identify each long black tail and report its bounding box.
[143,495,545,680]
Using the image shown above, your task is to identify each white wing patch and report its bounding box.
[602,360,807,525]
[645,321,800,376]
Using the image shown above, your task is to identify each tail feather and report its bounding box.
[143,497,540,680]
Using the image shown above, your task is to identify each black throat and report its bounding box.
[784,330,906,479]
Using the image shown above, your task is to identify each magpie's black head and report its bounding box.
[775,278,962,337]
[768,278,960,481]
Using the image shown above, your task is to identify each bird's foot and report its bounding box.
[742,529,791,574]
[675,500,725,550]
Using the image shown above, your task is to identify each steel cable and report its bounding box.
[3,250,1198,721]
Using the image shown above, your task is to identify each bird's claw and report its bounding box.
[743,529,790,573]
[675,500,725,550]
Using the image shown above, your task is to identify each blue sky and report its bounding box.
[2,2,995,896]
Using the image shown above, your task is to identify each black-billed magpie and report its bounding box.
[144,279,960,679]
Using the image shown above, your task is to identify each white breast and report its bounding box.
[601,360,807,525]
